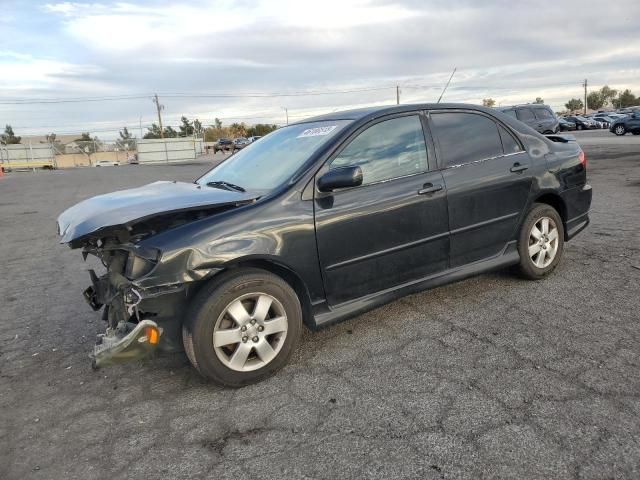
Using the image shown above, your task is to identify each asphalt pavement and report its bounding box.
[0,130,639,479]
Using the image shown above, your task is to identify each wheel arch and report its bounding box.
[532,192,568,239]
[217,256,315,330]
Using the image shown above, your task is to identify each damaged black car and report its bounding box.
[58,104,591,386]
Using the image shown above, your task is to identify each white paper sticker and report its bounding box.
[297,125,337,138]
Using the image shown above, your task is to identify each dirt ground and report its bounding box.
[1,130,639,479]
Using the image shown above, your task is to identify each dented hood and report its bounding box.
[57,181,258,244]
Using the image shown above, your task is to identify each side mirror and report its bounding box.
[317,166,363,192]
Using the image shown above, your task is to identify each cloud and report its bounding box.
[1,0,639,138]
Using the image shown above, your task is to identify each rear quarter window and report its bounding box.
[516,108,535,122]
[534,108,554,120]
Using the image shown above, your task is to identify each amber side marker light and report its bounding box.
[145,326,160,345]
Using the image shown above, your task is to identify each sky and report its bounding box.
[1,0,639,140]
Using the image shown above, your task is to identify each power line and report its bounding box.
[0,86,395,105]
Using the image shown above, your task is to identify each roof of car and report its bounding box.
[297,103,497,124]
[496,104,551,110]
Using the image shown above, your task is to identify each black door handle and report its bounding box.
[418,183,443,195]
[510,163,529,173]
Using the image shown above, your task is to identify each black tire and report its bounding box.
[576,124,583,130]
[632,131,639,135]
[516,203,565,280]
[613,125,626,136]
[182,268,302,387]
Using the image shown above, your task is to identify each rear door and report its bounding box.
[314,113,450,305]
[429,110,532,267]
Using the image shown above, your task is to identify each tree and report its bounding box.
[144,123,163,139]
[533,97,544,104]
[565,98,584,112]
[194,119,203,137]
[164,126,178,138]
[599,85,618,107]
[246,124,278,137]
[214,118,223,129]
[229,122,247,137]
[178,116,194,137]
[482,98,496,107]
[587,91,605,110]
[617,89,638,108]
[73,132,100,154]
[1,125,21,144]
[116,127,136,150]
[143,123,178,139]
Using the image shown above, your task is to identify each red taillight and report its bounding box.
[579,151,586,167]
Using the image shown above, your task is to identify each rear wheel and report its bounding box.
[516,204,564,280]
[183,268,302,387]
[614,125,626,136]
[577,124,583,130]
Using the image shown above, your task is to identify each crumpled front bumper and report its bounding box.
[92,319,162,368]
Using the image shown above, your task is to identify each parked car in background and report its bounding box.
[610,111,640,135]
[564,116,597,130]
[590,114,614,128]
[496,104,559,134]
[57,103,591,386]
[558,118,576,131]
[94,160,120,167]
[248,136,262,143]
[214,138,234,153]
[127,153,139,165]
[233,137,251,150]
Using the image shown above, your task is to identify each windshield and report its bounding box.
[197,120,350,191]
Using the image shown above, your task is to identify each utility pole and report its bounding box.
[153,94,164,139]
[139,116,143,139]
[396,85,400,105]
[282,107,289,126]
[583,79,588,114]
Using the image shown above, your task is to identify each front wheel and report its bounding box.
[183,269,302,387]
[614,125,626,136]
[516,204,565,280]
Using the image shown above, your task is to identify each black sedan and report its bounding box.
[558,118,576,131]
[57,104,592,386]
[564,116,597,130]
[610,111,640,135]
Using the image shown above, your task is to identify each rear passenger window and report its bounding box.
[430,112,503,168]
[331,115,428,185]
[516,108,535,121]
[534,108,553,120]
[502,109,517,119]
[498,125,523,154]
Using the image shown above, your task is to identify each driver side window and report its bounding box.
[331,115,428,185]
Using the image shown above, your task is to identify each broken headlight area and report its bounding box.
[80,239,189,367]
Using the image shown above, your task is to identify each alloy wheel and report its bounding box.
[212,292,288,372]
[615,125,625,135]
[528,216,559,269]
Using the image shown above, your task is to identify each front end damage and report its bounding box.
[56,181,258,368]
[82,240,188,368]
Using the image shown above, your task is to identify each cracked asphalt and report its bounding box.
[1,130,639,479]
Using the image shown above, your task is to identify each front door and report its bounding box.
[429,110,533,268]
[314,114,450,305]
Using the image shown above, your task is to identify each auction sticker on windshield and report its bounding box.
[297,125,337,138]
